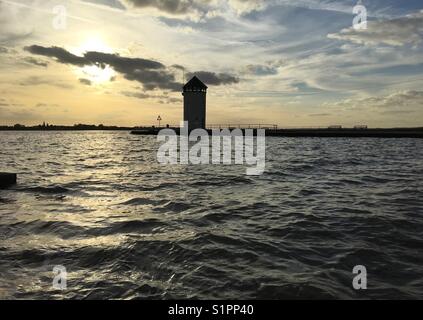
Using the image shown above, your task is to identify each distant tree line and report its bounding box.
[0,123,147,131]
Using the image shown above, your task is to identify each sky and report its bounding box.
[0,0,422,127]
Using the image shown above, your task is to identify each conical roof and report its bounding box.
[183,76,208,90]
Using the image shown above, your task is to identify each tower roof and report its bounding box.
[183,76,208,90]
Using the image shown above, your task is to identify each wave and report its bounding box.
[1,133,423,299]
[119,198,168,206]
[22,186,70,194]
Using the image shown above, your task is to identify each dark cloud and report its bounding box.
[244,64,278,76]
[381,109,417,115]
[124,0,195,14]
[123,69,181,91]
[0,47,8,54]
[25,45,88,66]
[122,90,182,104]
[171,64,186,70]
[23,57,49,67]
[163,97,182,104]
[121,91,152,99]
[25,45,239,91]
[34,103,60,109]
[80,0,208,14]
[83,51,180,91]
[84,51,165,70]
[80,0,264,15]
[308,113,331,117]
[19,76,74,89]
[79,78,92,86]
[25,45,181,91]
[187,71,239,85]
[123,0,264,15]
[0,98,21,107]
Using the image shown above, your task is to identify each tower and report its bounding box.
[183,76,207,131]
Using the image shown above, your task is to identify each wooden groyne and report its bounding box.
[0,173,17,189]
[131,127,423,138]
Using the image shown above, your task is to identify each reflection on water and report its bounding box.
[0,131,422,299]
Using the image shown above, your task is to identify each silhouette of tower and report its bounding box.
[183,76,207,131]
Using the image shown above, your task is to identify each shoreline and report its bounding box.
[131,127,423,138]
[1,127,423,138]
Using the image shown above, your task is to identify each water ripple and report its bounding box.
[0,132,422,299]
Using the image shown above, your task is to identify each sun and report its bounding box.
[81,64,115,84]
[75,36,116,84]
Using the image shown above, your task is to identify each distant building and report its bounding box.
[183,76,207,131]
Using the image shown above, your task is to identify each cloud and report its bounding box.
[171,64,186,71]
[123,0,197,14]
[121,90,182,104]
[84,51,165,70]
[79,78,92,86]
[324,90,423,111]
[84,0,406,19]
[85,51,181,91]
[25,45,180,91]
[157,97,182,104]
[244,64,278,76]
[121,91,152,99]
[0,2,34,45]
[23,57,48,67]
[308,113,331,117]
[19,76,74,89]
[35,103,52,108]
[0,109,39,122]
[228,0,266,14]
[25,45,239,91]
[24,45,89,66]
[81,0,126,10]
[0,100,39,122]
[187,71,239,85]
[328,10,423,46]
[121,0,266,16]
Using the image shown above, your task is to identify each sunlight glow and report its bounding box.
[81,65,115,84]
[76,36,116,84]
